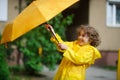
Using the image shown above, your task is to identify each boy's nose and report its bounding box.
[78,36,83,40]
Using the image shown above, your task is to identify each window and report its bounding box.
[0,0,8,21]
[106,0,120,27]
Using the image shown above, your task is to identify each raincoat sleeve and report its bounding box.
[50,33,65,52]
[63,46,102,65]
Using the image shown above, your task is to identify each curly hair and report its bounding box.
[77,25,101,47]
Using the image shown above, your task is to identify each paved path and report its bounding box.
[86,66,116,80]
[38,66,116,80]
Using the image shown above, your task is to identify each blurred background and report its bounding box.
[0,0,119,80]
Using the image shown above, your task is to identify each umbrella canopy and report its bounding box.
[1,0,79,44]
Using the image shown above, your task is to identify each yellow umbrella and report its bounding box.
[1,0,79,44]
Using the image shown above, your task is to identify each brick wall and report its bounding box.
[95,50,118,67]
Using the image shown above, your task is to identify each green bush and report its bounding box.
[10,13,73,74]
[0,40,10,80]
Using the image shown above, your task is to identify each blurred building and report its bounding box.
[88,0,120,67]
[0,0,25,33]
[0,0,120,67]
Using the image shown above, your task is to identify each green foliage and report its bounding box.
[11,13,73,73]
[0,36,11,80]
[9,65,24,74]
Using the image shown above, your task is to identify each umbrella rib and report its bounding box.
[35,3,47,23]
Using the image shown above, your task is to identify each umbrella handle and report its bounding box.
[45,24,59,43]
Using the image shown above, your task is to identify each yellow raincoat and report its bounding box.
[51,34,102,80]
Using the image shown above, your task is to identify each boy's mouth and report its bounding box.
[79,39,84,42]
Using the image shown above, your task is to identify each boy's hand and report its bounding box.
[58,43,68,50]
[45,24,54,33]
[44,24,59,43]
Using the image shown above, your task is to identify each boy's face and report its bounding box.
[77,30,90,46]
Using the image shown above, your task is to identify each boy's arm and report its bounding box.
[45,24,67,52]
[50,33,65,52]
[63,46,101,65]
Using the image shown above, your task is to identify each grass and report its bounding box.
[101,66,117,71]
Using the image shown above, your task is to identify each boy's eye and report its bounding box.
[82,34,85,37]
[79,34,86,37]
